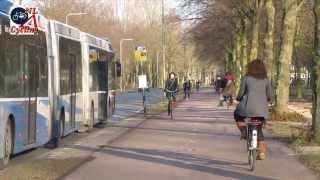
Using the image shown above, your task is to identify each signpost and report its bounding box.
[135,46,148,115]
[135,46,147,62]
[138,75,147,89]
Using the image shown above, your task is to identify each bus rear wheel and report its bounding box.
[0,121,13,169]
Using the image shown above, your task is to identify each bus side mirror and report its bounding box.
[116,62,121,77]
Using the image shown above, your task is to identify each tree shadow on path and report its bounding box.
[64,144,275,180]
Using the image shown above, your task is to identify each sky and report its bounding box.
[14,0,184,22]
[168,0,179,9]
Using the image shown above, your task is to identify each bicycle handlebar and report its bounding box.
[165,89,178,93]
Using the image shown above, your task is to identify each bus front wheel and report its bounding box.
[0,120,13,169]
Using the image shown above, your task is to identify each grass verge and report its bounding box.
[301,153,320,177]
[267,108,320,177]
[269,108,308,122]
[0,156,93,180]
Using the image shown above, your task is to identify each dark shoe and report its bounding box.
[240,133,247,140]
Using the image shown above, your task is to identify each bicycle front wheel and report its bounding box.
[249,149,256,171]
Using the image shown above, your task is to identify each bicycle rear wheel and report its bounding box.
[170,100,173,119]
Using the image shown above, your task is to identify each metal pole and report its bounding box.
[120,39,123,92]
[156,51,160,88]
[162,0,166,88]
[66,14,69,25]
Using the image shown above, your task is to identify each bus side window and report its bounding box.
[116,62,121,77]
[0,37,24,98]
[38,33,48,97]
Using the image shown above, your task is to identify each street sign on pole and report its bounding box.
[138,75,147,89]
[135,46,147,62]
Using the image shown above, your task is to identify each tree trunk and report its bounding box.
[312,0,320,142]
[240,18,248,75]
[249,1,262,61]
[225,52,232,72]
[235,32,242,91]
[264,0,275,79]
[227,49,234,74]
[276,0,300,113]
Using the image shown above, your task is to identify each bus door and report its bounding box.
[103,61,108,119]
[69,54,76,129]
[25,45,39,145]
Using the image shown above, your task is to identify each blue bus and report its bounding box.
[0,1,54,168]
[0,0,118,168]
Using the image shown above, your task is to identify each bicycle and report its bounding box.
[166,90,176,120]
[184,89,191,100]
[246,118,262,171]
[224,95,233,109]
[218,95,232,108]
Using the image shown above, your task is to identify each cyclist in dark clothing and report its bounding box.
[215,76,224,93]
[196,80,201,91]
[164,72,179,115]
[183,79,192,99]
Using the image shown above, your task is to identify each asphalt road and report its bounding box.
[65,89,318,180]
[5,89,163,169]
[111,88,165,122]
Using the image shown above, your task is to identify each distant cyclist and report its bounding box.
[215,76,224,94]
[164,72,179,115]
[196,80,201,92]
[234,59,274,160]
[183,78,192,99]
[222,72,235,105]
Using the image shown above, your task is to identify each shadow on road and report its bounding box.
[63,144,275,180]
[107,124,240,137]
[147,115,235,125]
